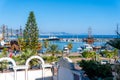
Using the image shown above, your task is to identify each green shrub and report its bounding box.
[78,60,113,79]
[82,51,96,59]
[0,61,8,72]
[69,56,82,59]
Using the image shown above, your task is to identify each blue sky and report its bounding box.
[0,0,120,34]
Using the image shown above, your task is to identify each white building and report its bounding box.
[56,57,84,80]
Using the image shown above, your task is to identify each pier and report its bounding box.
[39,37,112,42]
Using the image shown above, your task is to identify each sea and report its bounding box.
[40,34,118,39]
[39,34,119,52]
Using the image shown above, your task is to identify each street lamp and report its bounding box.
[96,49,100,61]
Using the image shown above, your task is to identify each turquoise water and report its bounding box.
[44,41,106,52]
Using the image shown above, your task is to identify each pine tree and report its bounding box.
[23,11,39,53]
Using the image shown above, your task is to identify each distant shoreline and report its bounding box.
[39,34,118,39]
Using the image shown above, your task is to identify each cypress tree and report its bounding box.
[23,11,39,53]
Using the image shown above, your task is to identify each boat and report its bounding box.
[45,36,60,41]
[63,45,69,53]
[77,44,93,53]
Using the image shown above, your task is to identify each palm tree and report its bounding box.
[21,49,39,68]
[37,42,42,51]
[67,42,73,54]
[47,44,58,56]
[43,40,49,49]
[12,49,34,65]
[12,49,39,69]
[82,51,96,59]
[43,40,49,53]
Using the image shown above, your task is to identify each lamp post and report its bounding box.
[96,49,100,61]
[62,47,65,57]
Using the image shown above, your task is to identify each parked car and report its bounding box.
[101,60,109,64]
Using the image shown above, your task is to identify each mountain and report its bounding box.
[40,32,71,35]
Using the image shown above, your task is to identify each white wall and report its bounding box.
[58,67,73,80]
[0,69,52,80]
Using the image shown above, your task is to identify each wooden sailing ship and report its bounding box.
[83,27,94,44]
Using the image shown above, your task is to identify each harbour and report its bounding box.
[39,34,116,52]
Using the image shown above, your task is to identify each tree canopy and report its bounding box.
[23,11,39,52]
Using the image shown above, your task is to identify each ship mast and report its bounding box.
[16,29,19,38]
[88,27,92,38]
[11,28,13,37]
[6,26,9,40]
[2,24,6,40]
[86,27,94,44]
[19,26,23,37]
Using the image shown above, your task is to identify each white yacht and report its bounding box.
[77,44,93,53]
[47,36,60,41]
